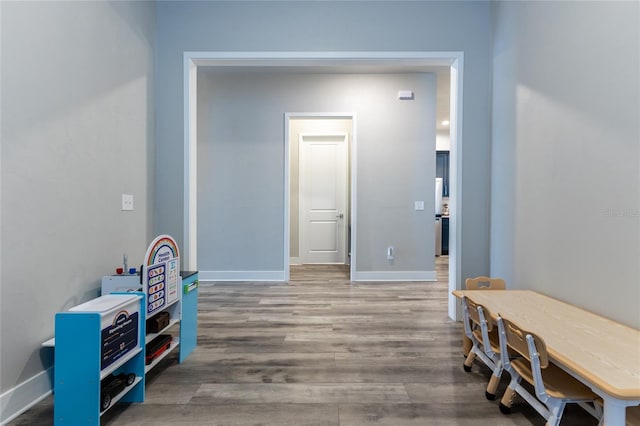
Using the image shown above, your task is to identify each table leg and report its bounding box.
[602,397,627,426]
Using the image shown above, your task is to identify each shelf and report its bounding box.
[100,347,142,380]
[99,376,143,415]
[147,298,179,320]
[54,294,145,425]
[52,238,196,425]
[145,318,180,344]
[144,337,180,374]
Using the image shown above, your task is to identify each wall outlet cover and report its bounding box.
[387,246,394,260]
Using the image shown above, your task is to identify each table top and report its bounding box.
[453,290,640,400]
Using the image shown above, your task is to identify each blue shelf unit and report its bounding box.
[101,271,198,368]
[139,271,198,368]
[54,293,146,425]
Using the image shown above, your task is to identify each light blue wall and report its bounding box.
[156,1,493,280]
[0,0,156,414]
[491,1,640,327]
[197,71,436,274]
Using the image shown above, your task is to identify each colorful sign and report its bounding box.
[146,236,179,266]
[143,235,180,316]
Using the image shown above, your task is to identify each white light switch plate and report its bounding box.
[398,90,414,100]
[122,194,134,211]
[415,201,425,211]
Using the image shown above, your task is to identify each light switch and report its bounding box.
[122,194,134,211]
[415,201,425,211]
[398,90,414,100]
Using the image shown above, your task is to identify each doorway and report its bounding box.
[184,52,463,320]
[286,115,355,275]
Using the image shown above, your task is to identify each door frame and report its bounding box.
[290,123,354,273]
[183,51,464,320]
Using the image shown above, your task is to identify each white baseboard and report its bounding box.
[289,257,301,265]
[352,270,437,282]
[199,270,285,282]
[1,368,53,425]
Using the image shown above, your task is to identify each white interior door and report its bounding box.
[300,134,348,264]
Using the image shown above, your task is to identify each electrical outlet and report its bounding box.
[122,194,134,211]
[387,246,394,260]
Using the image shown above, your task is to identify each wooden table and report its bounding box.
[452,290,640,425]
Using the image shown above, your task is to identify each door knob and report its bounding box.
[336,213,344,219]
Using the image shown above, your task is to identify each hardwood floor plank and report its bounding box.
[191,383,411,404]
[104,404,340,426]
[337,403,538,426]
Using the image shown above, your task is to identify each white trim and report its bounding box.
[183,51,463,318]
[289,257,301,265]
[184,54,198,270]
[199,270,285,282]
[351,115,358,282]
[352,271,437,282]
[285,113,357,281]
[187,51,458,66]
[0,368,53,426]
[448,57,463,321]
[284,113,290,281]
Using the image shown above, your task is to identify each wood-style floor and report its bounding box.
[10,258,597,425]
